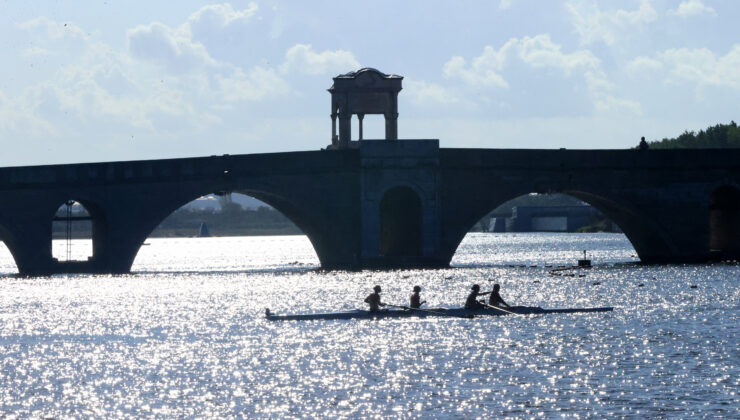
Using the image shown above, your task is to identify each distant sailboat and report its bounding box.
[198,222,210,237]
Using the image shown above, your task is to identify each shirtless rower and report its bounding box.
[464,284,489,310]
[364,285,386,312]
[409,285,426,309]
[488,283,511,308]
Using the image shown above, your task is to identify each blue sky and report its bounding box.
[1,0,738,166]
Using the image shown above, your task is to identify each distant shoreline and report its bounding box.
[52,230,622,240]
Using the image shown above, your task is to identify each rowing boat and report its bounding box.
[264,305,613,321]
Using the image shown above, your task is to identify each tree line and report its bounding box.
[647,121,740,149]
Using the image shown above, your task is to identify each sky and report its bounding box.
[0,0,738,166]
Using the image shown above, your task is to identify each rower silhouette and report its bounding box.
[364,285,386,312]
[488,284,511,308]
[409,285,426,309]
[465,284,489,309]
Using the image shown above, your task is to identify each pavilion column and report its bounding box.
[358,114,365,140]
[384,112,398,140]
[331,113,338,145]
[338,114,351,146]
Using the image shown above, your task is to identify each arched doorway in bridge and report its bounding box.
[709,186,740,255]
[51,200,94,261]
[132,193,318,271]
[379,186,422,257]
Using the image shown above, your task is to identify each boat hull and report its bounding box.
[265,306,613,321]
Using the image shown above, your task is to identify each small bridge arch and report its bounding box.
[709,184,740,257]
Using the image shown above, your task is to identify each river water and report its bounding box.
[0,233,738,418]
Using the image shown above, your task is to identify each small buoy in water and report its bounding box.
[638,283,645,287]
[545,265,552,268]
[592,281,601,285]
[533,280,540,283]
[690,285,698,289]
[578,250,591,267]
[578,274,585,278]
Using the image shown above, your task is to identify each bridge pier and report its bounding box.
[356,140,446,268]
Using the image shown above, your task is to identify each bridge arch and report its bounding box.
[709,185,740,257]
[379,186,422,257]
[563,190,676,261]
[49,198,106,262]
[446,189,674,264]
[130,187,323,270]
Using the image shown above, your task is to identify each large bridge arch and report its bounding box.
[121,181,337,272]
[441,185,675,265]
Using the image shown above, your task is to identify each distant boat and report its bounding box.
[198,222,210,237]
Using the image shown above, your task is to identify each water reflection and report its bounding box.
[0,233,738,417]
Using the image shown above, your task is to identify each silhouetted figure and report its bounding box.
[465,284,489,310]
[364,285,386,312]
[488,284,511,308]
[639,136,649,150]
[409,285,426,309]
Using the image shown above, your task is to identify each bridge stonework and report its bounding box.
[0,143,738,275]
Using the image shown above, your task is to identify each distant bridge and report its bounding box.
[0,140,738,275]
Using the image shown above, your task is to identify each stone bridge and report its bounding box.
[0,140,738,275]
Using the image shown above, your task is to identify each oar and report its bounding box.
[481,302,522,316]
[386,304,473,319]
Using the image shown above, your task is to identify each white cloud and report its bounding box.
[622,45,740,104]
[443,35,601,88]
[515,34,600,73]
[443,52,509,89]
[127,22,217,73]
[22,47,52,58]
[126,2,264,73]
[189,2,259,29]
[565,0,657,46]
[659,46,740,90]
[441,34,640,115]
[625,56,663,76]
[280,44,360,75]
[0,89,57,137]
[217,66,289,102]
[29,45,211,130]
[16,12,280,137]
[17,16,87,41]
[404,79,460,105]
[670,0,717,18]
[499,0,514,10]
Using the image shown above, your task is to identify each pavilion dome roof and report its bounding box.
[334,68,402,79]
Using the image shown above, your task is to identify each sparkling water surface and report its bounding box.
[1,233,738,418]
